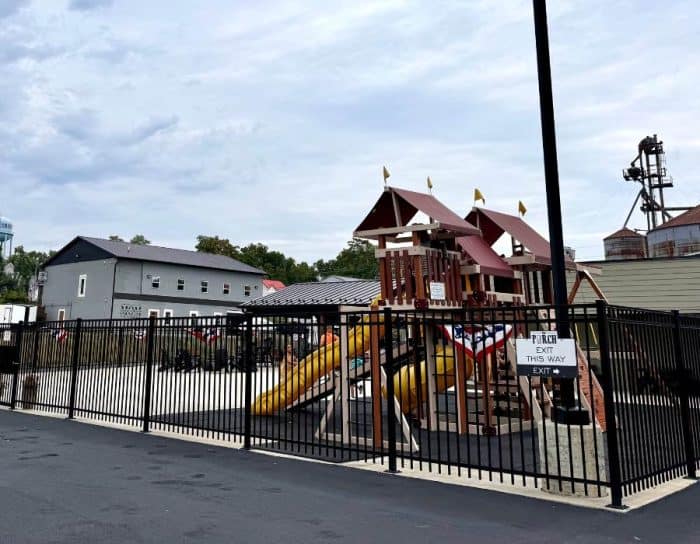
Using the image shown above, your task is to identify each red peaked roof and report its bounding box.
[354,187,480,237]
[466,207,576,269]
[650,204,700,231]
[457,235,515,278]
[604,227,644,240]
[262,279,286,290]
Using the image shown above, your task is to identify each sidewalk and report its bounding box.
[1,410,698,543]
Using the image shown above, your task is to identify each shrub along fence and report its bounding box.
[0,301,698,507]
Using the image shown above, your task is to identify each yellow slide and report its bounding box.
[252,316,384,416]
[391,344,474,415]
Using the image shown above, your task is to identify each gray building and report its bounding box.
[41,237,265,321]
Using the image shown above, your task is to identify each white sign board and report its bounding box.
[429,281,446,301]
[516,331,578,378]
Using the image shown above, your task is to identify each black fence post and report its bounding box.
[142,316,156,433]
[596,300,626,509]
[672,310,696,479]
[68,319,82,419]
[243,314,253,449]
[9,322,25,410]
[383,307,398,473]
[31,321,40,373]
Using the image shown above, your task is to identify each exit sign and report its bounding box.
[516,331,577,378]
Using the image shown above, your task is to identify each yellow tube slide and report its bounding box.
[252,317,384,416]
[391,345,474,415]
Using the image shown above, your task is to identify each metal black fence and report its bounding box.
[1,301,699,507]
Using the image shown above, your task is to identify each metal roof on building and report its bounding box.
[244,280,381,307]
[604,227,644,240]
[262,279,286,290]
[354,186,480,237]
[650,204,700,231]
[45,236,265,274]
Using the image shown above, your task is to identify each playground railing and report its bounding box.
[1,303,699,506]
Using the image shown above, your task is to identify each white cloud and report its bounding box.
[1,0,699,264]
[68,0,113,11]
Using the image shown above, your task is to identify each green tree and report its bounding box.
[0,246,54,303]
[5,246,53,300]
[195,235,241,259]
[315,239,377,280]
[109,235,125,242]
[129,234,150,245]
[195,236,317,285]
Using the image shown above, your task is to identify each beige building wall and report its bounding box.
[567,256,700,313]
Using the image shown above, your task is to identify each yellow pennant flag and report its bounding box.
[427,176,433,191]
[474,188,485,205]
[518,200,527,216]
[382,166,391,183]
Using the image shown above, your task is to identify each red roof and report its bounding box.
[457,236,515,278]
[262,279,286,291]
[650,204,700,231]
[466,208,576,269]
[604,227,644,240]
[354,187,480,237]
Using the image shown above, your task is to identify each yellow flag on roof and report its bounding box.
[382,166,391,184]
[518,200,527,216]
[474,188,485,205]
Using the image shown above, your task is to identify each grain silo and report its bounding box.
[647,205,700,258]
[604,228,646,260]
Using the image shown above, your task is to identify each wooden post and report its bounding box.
[403,250,414,304]
[424,325,438,430]
[393,252,403,305]
[480,353,494,434]
[413,233,426,301]
[455,330,468,434]
[378,236,388,303]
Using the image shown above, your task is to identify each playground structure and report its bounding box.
[251,184,611,463]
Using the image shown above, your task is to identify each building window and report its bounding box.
[152,276,160,289]
[77,274,87,297]
[163,309,173,324]
[201,280,208,293]
[189,310,199,326]
[148,309,160,319]
[223,283,230,295]
[244,285,251,297]
[57,309,66,322]
[177,279,185,291]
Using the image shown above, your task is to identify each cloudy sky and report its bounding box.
[1,0,698,263]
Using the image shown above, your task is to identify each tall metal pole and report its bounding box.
[532,0,578,418]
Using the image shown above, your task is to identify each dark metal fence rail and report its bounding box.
[604,305,700,498]
[1,303,699,505]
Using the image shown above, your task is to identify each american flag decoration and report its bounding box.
[188,327,219,344]
[439,323,513,361]
[52,328,69,343]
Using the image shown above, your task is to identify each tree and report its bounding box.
[109,235,125,242]
[315,239,377,280]
[0,246,54,303]
[195,236,317,285]
[195,235,241,259]
[129,234,150,245]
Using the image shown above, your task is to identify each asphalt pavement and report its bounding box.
[1,410,699,543]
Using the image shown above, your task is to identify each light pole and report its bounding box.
[532,0,587,424]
